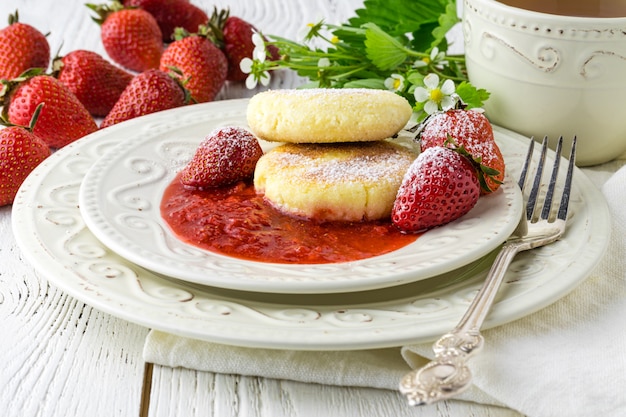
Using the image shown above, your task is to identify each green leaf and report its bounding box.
[348,0,450,36]
[432,2,460,47]
[456,81,490,109]
[409,21,440,52]
[363,23,408,71]
[330,25,368,50]
[406,71,425,86]
[342,78,386,89]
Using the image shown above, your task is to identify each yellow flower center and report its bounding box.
[429,88,444,103]
[393,78,402,90]
[331,35,339,44]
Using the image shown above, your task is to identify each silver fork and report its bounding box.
[399,135,577,406]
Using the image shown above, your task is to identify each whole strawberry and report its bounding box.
[209,8,279,82]
[87,1,163,72]
[123,0,208,42]
[159,29,227,103]
[180,126,263,188]
[0,11,50,80]
[1,71,98,149]
[0,110,52,206]
[101,69,190,128]
[53,50,133,117]
[419,109,505,193]
[391,146,480,232]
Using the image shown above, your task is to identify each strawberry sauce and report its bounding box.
[160,173,418,264]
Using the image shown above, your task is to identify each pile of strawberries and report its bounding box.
[0,0,274,206]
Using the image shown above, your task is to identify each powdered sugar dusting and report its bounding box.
[198,126,259,168]
[400,146,463,193]
[422,110,499,161]
[182,126,263,187]
[247,88,413,143]
[268,142,416,185]
[265,88,390,98]
[420,109,505,192]
[392,146,481,231]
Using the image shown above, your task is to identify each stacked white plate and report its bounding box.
[11,99,610,350]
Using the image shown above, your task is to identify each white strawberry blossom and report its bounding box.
[240,32,272,89]
[318,57,331,68]
[414,73,457,114]
[251,32,266,61]
[413,47,447,69]
[240,56,271,89]
[383,73,405,92]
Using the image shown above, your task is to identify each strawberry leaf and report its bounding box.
[443,135,502,193]
[342,78,386,89]
[347,0,450,36]
[363,23,408,71]
[431,2,459,48]
[28,103,44,131]
[456,81,491,110]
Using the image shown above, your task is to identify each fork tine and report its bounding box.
[517,138,535,190]
[526,136,549,220]
[540,136,563,220]
[557,136,577,221]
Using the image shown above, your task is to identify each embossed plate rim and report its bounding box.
[11,100,610,350]
[76,99,522,294]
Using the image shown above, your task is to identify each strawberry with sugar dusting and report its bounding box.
[419,109,505,193]
[391,146,481,232]
[181,126,263,188]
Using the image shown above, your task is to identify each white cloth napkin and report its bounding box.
[144,165,626,417]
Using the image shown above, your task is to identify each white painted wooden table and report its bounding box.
[5,1,612,416]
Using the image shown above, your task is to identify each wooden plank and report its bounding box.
[1,209,149,416]
[0,0,147,414]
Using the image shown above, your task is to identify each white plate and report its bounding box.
[12,101,610,350]
[77,99,522,294]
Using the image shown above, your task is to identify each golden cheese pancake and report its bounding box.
[246,88,413,143]
[254,141,417,222]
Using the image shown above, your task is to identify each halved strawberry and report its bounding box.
[391,146,481,232]
[180,126,263,188]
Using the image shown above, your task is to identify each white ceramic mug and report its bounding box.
[463,0,626,166]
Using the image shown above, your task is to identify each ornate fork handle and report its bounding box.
[399,241,521,406]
